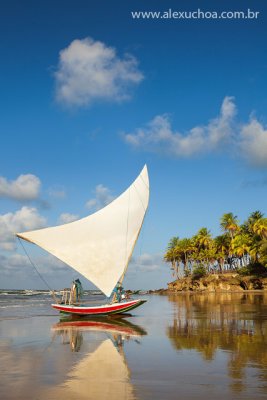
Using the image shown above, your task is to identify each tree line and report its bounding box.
[164,211,267,278]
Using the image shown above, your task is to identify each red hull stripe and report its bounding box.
[52,299,145,315]
[53,321,136,335]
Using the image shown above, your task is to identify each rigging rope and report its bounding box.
[18,237,54,292]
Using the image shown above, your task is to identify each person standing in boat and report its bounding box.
[71,278,83,303]
[112,283,126,303]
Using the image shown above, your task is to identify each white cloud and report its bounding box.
[0,174,41,201]
[0,207,46,251]
[124,252,171,290]
[55,37,143,107]
[86,184,114,210]
[239,119,267,167]
[34,254,69,275]
[0,252,68,279]
[58,213,79,224]
[129,253,164,273]
[0,253,29,275]
[124,97,236,157]
[123,96,267,168]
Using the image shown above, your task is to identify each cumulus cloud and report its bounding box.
[0,174,41,201]
[0,253,28,275]
[124,252,171,291]
[58,213,79,224]
[129,253,164,272]
[123,96,267,168]
[86,184,114,210]
[34,254,69,275]
[55,37,143,107]
[239,119,267,167]
[124,97,236,157]
[0,207,46,251]
[0,252,68,282]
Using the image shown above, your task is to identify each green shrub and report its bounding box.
[192,265,207,280]
[238,262,267,276]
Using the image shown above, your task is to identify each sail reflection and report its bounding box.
[167,293,267,387]
[47,317,146,399]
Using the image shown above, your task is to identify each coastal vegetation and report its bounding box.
[164,211,267,280]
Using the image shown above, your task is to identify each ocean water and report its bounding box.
[1,291,267,399]
[0,289,105,319]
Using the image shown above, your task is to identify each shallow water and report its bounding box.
[1,291,267,399]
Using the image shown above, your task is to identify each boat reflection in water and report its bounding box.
[53,316,147,352]
[48,317,147,399]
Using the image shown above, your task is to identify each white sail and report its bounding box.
[16,165,149,297]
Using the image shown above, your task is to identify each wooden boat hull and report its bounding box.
[51,298,147,316]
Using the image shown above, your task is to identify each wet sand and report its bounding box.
[1,292,267,399]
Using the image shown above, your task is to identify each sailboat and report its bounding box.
[16,165,149,316]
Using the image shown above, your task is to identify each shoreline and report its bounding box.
[166,273,267,293]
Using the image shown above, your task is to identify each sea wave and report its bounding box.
[0,289,103,296]
[0,289,49,296]
[0,303,48,308]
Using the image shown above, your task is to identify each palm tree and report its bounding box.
[167,236,180,250]
[179,238,195,274]
[248,210,264,224]
[194,227,213,250]
[242,211,264,235]
[165,237,184,278]
[192,228,215,272]
[241,212,265,264]
[252,218,267,240]
[231,233,251,267]
[165,210,266,281]
[164,236,180,277]
[164,248,176,272]
[258,240,267,266]
[220,213,239,239]
[214,234,230,272]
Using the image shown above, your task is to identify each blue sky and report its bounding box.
[1,0,267,290]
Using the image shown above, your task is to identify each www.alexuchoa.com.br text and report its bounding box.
[131,8,260,20]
